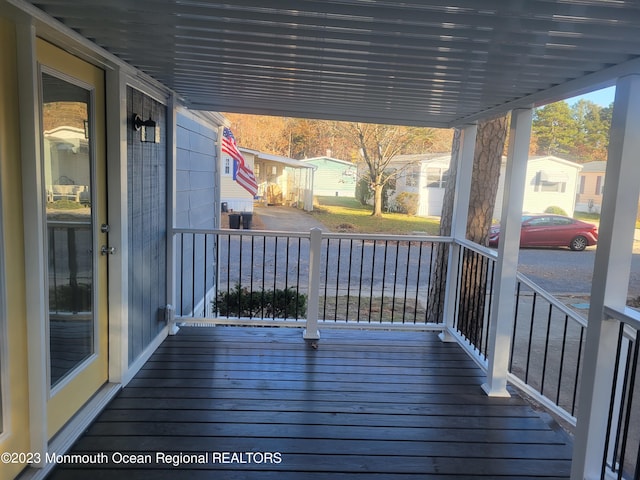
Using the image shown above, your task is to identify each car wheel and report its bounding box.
[570,235,588,251]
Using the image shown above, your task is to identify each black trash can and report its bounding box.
[228,213,241,229]
[241,212,253,229]
[221,202,228,213]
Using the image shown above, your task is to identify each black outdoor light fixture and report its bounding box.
[133,114,159,143]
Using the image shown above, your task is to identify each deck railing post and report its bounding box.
[483,107,532,397]
[304,227,322,340]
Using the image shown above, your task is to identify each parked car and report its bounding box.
[488,214,598,251]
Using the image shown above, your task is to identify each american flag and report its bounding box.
[222,127,258,197]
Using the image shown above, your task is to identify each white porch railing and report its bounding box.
[170,228,638,478]
[172,228,450,332]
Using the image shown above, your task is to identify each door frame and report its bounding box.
[37,50,109,437]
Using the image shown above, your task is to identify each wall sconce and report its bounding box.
[133,114,159,143]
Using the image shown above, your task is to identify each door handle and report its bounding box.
[101,245,116,256]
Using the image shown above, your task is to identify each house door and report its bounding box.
[37,39,109,437]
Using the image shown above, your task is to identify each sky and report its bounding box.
[566,86,615,107]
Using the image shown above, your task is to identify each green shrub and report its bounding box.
[544,205,568,216]
[355,178,372,206]
[214,283,307,319]
[395,192,419,215]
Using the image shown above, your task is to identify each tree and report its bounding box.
[427,114,509,325]
[533,101,577,158]
[570,100,611,161]
[530,99,612,162]
[339,122,428,217]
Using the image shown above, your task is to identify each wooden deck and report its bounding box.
[48,326,573,479]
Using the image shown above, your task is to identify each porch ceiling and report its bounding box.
[24,0,640,127]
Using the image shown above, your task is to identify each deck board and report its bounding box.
[48,327,573,479]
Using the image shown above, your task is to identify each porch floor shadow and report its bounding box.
[48,326,573,479]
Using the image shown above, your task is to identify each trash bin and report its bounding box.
[228,213,241,229]
[221,202,228,213]
[241,212,253,229]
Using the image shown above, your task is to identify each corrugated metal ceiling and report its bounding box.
[25,0,640,127]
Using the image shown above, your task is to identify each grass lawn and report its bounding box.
[310,196,441,235]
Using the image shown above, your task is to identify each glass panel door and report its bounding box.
[38,38,108,438]
[42,72,94,386]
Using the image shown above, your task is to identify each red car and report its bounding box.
[488,214,598,251]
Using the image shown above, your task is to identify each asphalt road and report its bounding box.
[251,206,640,300]
[517,247,640,299]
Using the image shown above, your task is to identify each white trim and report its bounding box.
[166,94,177,334]
[106,64,129,384]
[17,20,49,463]
[0,89,8,443]
[122,327,169,386]
[17,383,121,480]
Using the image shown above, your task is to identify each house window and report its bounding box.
[404,166,420,187]
[579,176,585,194]
[426,167,447,188]
[534,171,566,193]
[595,176,603,195]
[254,162,260,178]
[223,158,231,176]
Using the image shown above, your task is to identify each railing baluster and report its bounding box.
[369,241,376,324]
[413,242,423,324]
[335,238,341,322]
[357,239,365,323]
[323,237,330,321]
[345,239,353,323]
[556,315,569,407]
[572,327,585,416]
[272,236,278,320]
[402,242,411,324]
[391,241,399,323]
[260,236,265,319]
[296,237,302,320]
[524,291,537,384]
[250,236,255,319]
[203,234,208,317]
[540,303,553,396]
[380,240,388,323]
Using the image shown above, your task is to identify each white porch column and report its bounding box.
[440,124,477,341]
[571,74,640,480]
[482,107,532,397]
[166,94,178,335]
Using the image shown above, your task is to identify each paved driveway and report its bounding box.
[254,205,326,232]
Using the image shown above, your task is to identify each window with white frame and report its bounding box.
[223,157,231,176]
[534,171,566,193]
[404,166,420,187]
[426,167,448,188]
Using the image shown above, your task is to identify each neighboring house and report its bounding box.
[302,157,357,197]
[249,149,316,211]
[390,154,582,219]
[575,161,606,213]
[494,155,582,219]
[382,153,451,216]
